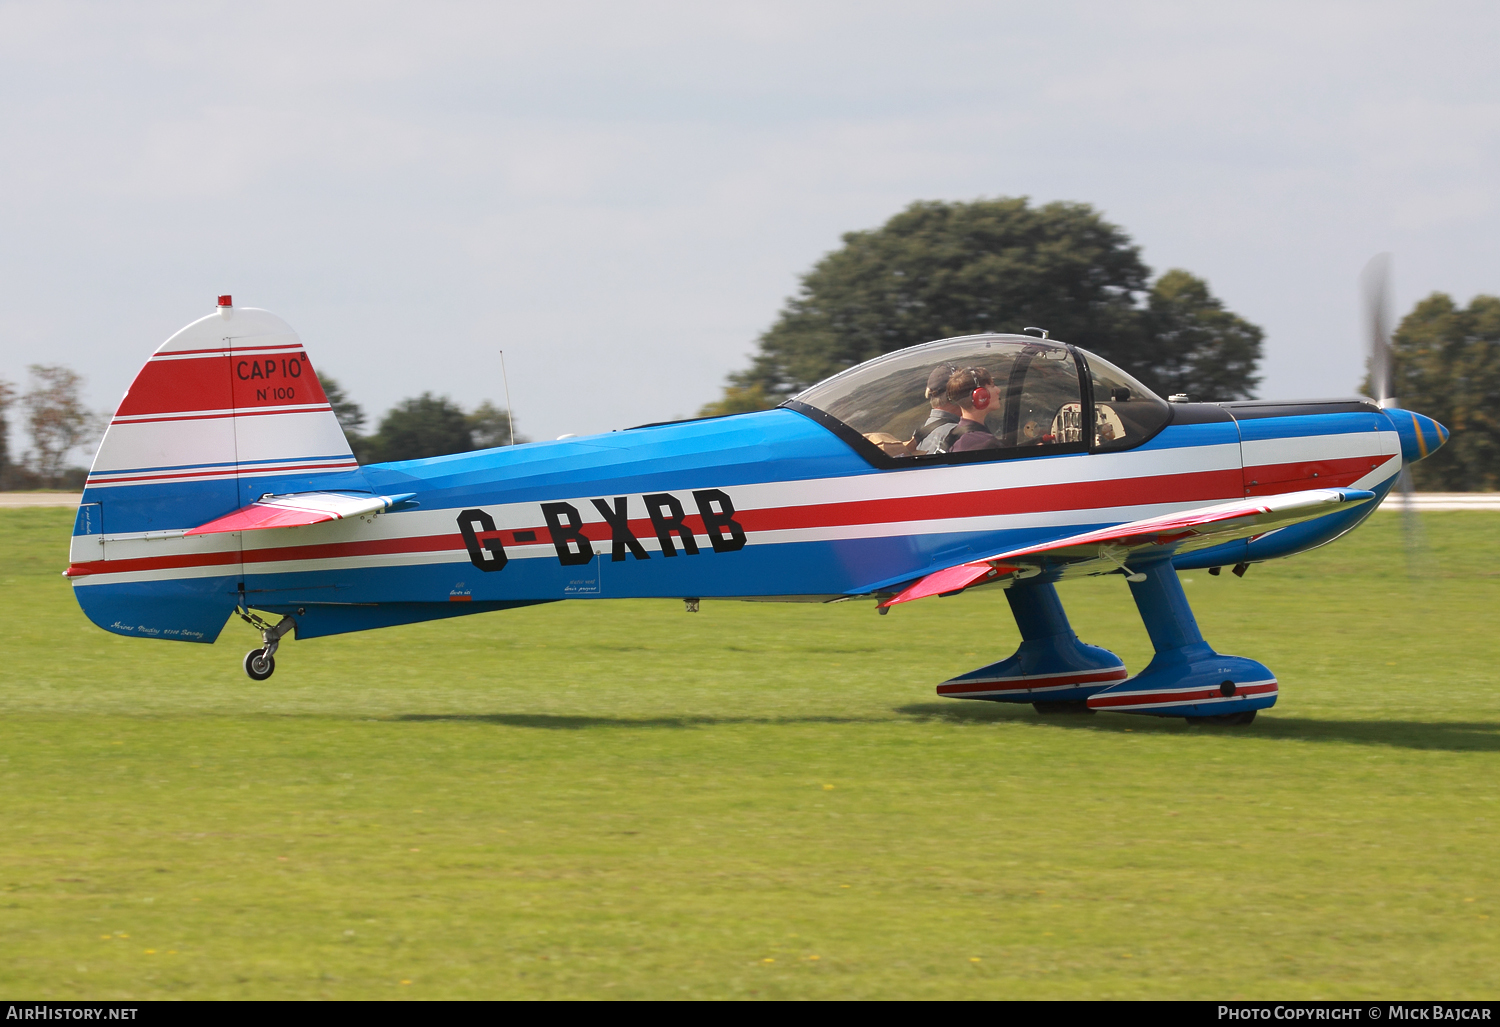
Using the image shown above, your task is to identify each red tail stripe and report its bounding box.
[111,404,334,426]
[118,350,328,416]
[156,343,308,357]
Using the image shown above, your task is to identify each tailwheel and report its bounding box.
[237,610,295,682]
[1189,710,1257,726]
[1033,700,1095,715]
[244,648,275,681]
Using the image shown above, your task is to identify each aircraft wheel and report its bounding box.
[1188,710,1257,726]
[1033,700,1094,715]
[244,648,275,681]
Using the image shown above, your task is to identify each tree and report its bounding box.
[367,393,474,463]
[22,365,96,487]
[318,372,372,463]
[696,382,776,418]
[1144,269,1262,400]
[326,375,527,464]
[707,197,1262,410]
[1385,292,1500,491]
[467,401,528,449]
[318,372,366,438]
[0,378,14,488]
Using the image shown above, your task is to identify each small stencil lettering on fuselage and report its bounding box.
[562,557,602,595]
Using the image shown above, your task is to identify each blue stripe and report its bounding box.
[1131,420,1241,451]
[1235,411,1387,442]
[359,409,878,506]
[79,467,371,535]
[93,454,354,476]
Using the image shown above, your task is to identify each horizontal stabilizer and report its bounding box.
[882,488,1375,608]
[184,491,417,536]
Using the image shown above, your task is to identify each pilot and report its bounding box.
[912,363,962,454]
[945,367,1003,452]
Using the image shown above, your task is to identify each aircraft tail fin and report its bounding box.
[69,297,366,642]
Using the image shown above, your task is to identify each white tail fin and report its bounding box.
[70,297,366,643]
[84,297,359,529]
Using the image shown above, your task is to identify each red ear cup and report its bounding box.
[971,386,990,410]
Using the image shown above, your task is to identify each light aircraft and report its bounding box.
[66,289,1446,723]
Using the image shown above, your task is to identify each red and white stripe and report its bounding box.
[85,307,353,490]
[937,666,1130,698]
[70,423,1402,590]
[1086,678,1279,711]
[1242,429,1400,496]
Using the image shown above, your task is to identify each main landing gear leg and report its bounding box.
[936,578,1128,713]
[243,614,295,682]
[1085,558,1278,721]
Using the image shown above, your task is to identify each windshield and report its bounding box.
[788,335,1084,459]
[1083,352,1171,451]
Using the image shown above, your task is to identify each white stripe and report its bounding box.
[156,319,300,353]
[943,667,1127,687]
[71,563,238,587]
[91,410,352,475]
[1096,678,1279,710]
[1242,431,1395,468]
[1352,459,1401,492]
[65,484,1326,584]
[68,431,1385,586]
[942,680,1118,697]
[148,349,231,361]
[87,457,358,486]
[149,345,306,362]
[112,402,331,423]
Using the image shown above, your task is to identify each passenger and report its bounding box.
[912,363,962,454]
[945,367,1003,452]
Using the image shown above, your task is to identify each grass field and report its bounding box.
[1,507,1497,999]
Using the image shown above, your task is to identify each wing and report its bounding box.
[881,487,1376,608]
[183,491,417,536]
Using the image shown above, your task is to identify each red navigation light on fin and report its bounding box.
[184,492,417,536]
[217,295,232,307]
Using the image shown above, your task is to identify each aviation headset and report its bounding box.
[950,367,995,410]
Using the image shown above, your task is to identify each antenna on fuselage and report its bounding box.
[499,349,517,447]
[1022,327,1049,339]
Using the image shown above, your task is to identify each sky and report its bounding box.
[1,1,1497,457]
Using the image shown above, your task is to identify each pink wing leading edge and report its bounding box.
[881,488,1376,608]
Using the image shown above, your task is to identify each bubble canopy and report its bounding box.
[784,334,1170,464]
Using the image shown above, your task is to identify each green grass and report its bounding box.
[1,507,1497,999]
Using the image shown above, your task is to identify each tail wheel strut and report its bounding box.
[237,608,295,681]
